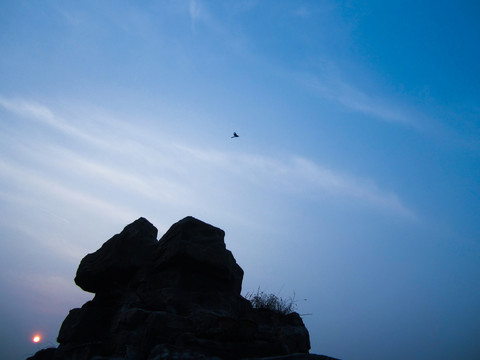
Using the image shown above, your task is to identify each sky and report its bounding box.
[1,1,479,359]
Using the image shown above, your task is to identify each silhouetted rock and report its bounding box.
[29,217,339,360]
[26,347,56,360]
[75,217,158,293]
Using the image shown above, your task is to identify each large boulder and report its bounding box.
[29,217,338,360]
[153,216,244,295]
[75,217,158,293]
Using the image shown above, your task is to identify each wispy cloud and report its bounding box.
[290,157,414,217]
[0,97,111,147]
[0,159,139,223]
[0,96,414,224]
[189,0,201,32]
[175,3,420,130]
[296,70,419,127]
[173,145,415,218]
[174,3,421,129]
[294,6,310,18]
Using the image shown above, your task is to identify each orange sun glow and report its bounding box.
[32,335,41,343]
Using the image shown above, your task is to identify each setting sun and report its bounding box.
[32,335,41,343]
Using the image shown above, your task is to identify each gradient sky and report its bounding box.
[1,1,480,359]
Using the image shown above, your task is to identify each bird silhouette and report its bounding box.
[231,132,239,138]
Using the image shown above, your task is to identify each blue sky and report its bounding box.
[1,1,479,359]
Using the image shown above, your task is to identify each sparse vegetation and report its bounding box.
[245,288,297,315]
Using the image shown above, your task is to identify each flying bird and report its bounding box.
[231,132,239,138]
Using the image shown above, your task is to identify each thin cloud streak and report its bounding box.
[0,96,414,220]
[174,145,414,218]
[175,2,420,129]
[0,97,112,148]
[0,160,138,223]
[296,71,419,127]
[292,157,415,218]
[47,148,185,204]
[189,0,201,33]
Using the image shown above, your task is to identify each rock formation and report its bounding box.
[28,217,338,360]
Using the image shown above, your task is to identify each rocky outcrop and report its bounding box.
[28,217,338,360]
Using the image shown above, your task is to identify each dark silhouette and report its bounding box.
[27,217,339,360]
[231,132,239,138]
